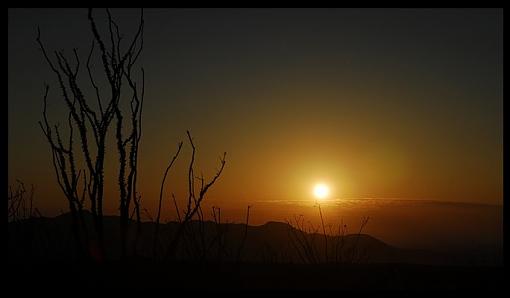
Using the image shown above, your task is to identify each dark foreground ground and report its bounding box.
[7,259,504,291]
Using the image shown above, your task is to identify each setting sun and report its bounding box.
[6,8,502,291]
[313,183,330,200]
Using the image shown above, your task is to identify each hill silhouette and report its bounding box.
[8,211,495,266]
[8,212,504,290]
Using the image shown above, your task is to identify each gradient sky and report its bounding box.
[8,8,503,221]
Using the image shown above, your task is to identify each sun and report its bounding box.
[313,183,330,200]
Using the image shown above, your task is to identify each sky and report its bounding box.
[8,8,503,231]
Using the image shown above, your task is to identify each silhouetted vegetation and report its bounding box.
[36,8,147,259]
[34,8,237,263]
[7,8,503,290]
[8,180,37,222]
[286,205,370,265]
[151,131,228,261]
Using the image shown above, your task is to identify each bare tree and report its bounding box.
[8,180,36,223]
[164,131,227,260]
[105,8,146,258]
[38,83,88,258]
[37,8,145,258]
[153,141,183,257]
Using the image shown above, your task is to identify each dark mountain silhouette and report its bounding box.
[8,211,498,267]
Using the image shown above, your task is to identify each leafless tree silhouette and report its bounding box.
[37,8,145,258]
[153,141,183,257]
[8,180,36,223]
[164,131,227,260]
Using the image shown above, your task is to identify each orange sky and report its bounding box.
[8,9,503,223]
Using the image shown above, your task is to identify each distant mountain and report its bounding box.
[8,212,500,266]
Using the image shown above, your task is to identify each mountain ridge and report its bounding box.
[8,212,501,266]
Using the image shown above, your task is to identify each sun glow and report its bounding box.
[313,183,330,200]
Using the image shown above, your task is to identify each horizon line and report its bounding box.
[253,197,503,208]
